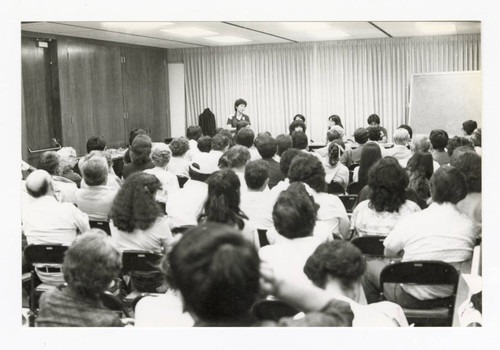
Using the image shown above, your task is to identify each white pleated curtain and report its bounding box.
[175,34,480,141]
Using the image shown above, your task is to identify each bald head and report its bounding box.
[25,170,52,198]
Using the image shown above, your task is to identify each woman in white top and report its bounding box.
[167,137,191,179]
[351,157,421,237]
[109,172,175,292]
[144,142,180,209]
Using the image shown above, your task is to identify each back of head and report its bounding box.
[25,169,52,198]
[429,129,449,151]
[63,230,121,300]
[150,142,172,168]
[211,133,230,151]
[167,223,260,323]
[289,120,306,134]
[358,142,382,186]
[169,137,190,157]
[304,241,366,290]
[186,125,202,141]
[226,145,251,169]
[109,172,162,232]
[450,148,481,193]
[327,128,343,142]
[86,136,106,153]
[279,148,301,177]
[462,120,478,136]
[235,128,255,148]
[244,159,269,190]
[368,157,409,213]
[81,155,108,186]
[398,124,413,139]
[276,134,293,156]
[254,133,277,159]
[412,134,431,153]
[273,182,318,239]
[367,114,380,126]
[407,151,434,179]
[39,151,61,176]
[197,136,212,153]
[430,165,468,204]
[129,128,148,146]
[215,129,235,148]
[393,128,410,146]
[288,153,326,192]
[328,142,343,167]
[56,147,77,172]
[447,136,473,156]
[236,120,249,132]
[367,126,382,142]
[353,128,369,145]
[203,169,245,229]
[291,131,308,150]
[130,134,152,165]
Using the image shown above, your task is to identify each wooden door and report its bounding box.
[59,39,126,155]
[21,37,62,166]
[121,47,169,142]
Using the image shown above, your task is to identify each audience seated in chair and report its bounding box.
[362,165,479,307]
[429,129,450,166]
[367,114,388,143]
[288,153,350,240]
[166,137,191,179]
[340,127,369,167]
[275,134,293,162]
[351,142,382,192]
[269,148,302,201]
[185,125,202,161]
[191,133,229,174]
[78,135,107,174]
[410,134,440,172]
[123,128,148,165]
[235,128,260,161]
[38,151,78,204]
[144,142,180,209]
[75,155,118,222]
[80,150,122,190]
[304,241,408,326]
[36,230,128,327]
[57,147,81,188]
[383,128,412,168]
[406,151,434,205]
[122,134,154,180]
[224,145,251,192]
[323,143,349,192]
[351,157,421,237]
[254,133,284,189]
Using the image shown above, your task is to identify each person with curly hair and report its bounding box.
[304,241,408,326]
[144,142,180,209]
[323,142,349,191]
[351,157,421,237]
[289,119,306,135]
[36,230,126,327]
[166,137,191,179]
[406,151,434,204]
[122,134,154,180]
[447,135,473,157]
[198,169,256,246]
[57,146,82,187]
[110,172,174,292]
[288,153,350,240]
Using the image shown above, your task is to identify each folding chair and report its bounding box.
[89,220,111,235]
[251,299,300,322]
[351,236,386,258]
[23,244,68,326]
[379,260,459,327]
[121,251,165,305]
[338,194,358,213]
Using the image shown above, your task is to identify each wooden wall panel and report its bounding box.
[121,47,169,142]
[58,39,126,155]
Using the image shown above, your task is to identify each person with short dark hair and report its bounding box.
[123,128,148,164]
[293,114,306,123]
[39,151,78,203]
[340,128,369,167]
[122,134,155,180]
[36,230,125,327]
[192,133,229,175]
[351,157,421,237]
[462,120,478,136]
[226,98,250,133]
[289,119,306,135]
[288,153,350,240]
[304,241,408,326]
[76,155,118,221]
[78,136,108,176]
[254,133,284,189]
[291,130,309,150]
[186,125,203,161]
[225,145,251,192]
[429,129,450,166]
[367,114,388,142]
[363,165,478,307]
[240,160,274,230]
[367,126,382,142]
[383,128,412,168]
[235,128,260,160]
[236,120,249,132]
[316,127,346,159]
[450,148,481,226]
[275,134,293,159]
[166,137,191,179]
[197,136,212,153]
[215,128,235,147]
[447,136,473,157]
[268,148,302,201]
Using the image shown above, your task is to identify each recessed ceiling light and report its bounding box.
[308,29,350,40]
[281,22,332,31]
[205,36,251,43]
[415,22,457,35]
[101,22,175,31]
[161,27,218,36]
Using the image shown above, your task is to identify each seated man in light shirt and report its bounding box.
[240,160,274,231]
[235,128,261,161]
[191,133,229,175]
